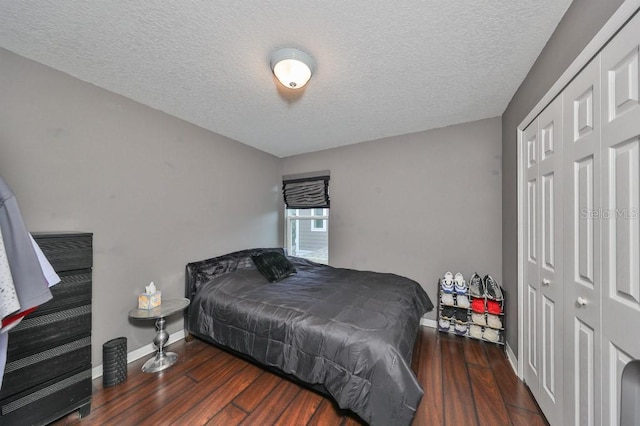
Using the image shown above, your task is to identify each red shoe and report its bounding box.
[471,298,485,313]
[487,300,502,315]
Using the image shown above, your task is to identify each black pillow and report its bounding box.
[251,251,296,283]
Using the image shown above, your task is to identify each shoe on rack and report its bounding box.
[457,295,470,309]
[454,322,468,336]
[441,293,455,306]
[487,314,502,329]
[439,318,451,332]
[471,312,486,326]
[484,275,503,300]
[486,300,502,315]
[441,272,454,293]
[469,273,484,298]
[470,324,483,339]
[482,328,500,343]
[471,298,485,313]
[454,309,468,324]
[454,273,467,295]
[441,306,455,320]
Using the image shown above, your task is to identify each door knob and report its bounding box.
[577,297,588,306]
[542,278,551,286]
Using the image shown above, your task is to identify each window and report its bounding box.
[282,173,330,264]
[310,208,328,232]
[285,208,329,264]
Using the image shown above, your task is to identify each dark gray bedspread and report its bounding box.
[190,256,433,425]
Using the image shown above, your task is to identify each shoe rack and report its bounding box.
[436,278,505,346]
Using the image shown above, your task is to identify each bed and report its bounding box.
[185,248,433,425]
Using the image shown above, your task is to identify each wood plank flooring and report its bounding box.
[53,328,547,426]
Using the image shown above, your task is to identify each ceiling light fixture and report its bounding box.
[270,48,315,90]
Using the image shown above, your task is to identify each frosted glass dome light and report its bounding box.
[270,48,315,89]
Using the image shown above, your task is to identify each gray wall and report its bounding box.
[0,48,281,366]
[282,117,502,321]
[501,0,624,355]
[7,0,622,365]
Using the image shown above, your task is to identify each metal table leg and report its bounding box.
[142,316,178,373]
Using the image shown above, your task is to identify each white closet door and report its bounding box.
[522,96,564,426]
[523,120,541,393]
[563,56,602,426]
[600,11,640,426]
[536,96,564,426]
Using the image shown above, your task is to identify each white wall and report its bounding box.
[281,117,502,320]
[0,48,281,365]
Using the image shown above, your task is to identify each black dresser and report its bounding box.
[0,233,92,426]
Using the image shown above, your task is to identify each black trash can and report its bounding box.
[103,337,127,387]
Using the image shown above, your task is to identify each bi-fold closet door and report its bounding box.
[523,95,564,426]
[562,53,602,426]
[523,10,640,426]
[562,11,640,425]
[599,13,640,425]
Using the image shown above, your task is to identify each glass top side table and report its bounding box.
[128,298,190,373]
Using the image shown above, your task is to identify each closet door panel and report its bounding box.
[575,320,596,426]
[600,11,640,426]
[523,121,541,392]
[537,96,564,426]
[576,156,596,287]
[563,56,602,426]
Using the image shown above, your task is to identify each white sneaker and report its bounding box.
[441,272,454,293]
[470,325,483,339]
[441,293,455,306]
[439,318,451,332]
[454,272,467,295]
[457,295,470,309]
[487,314,502,329]
[483,328,500,342]
[471,312,486,326]
[454,322,468,336]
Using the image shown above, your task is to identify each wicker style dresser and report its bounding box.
[0,232,92,425]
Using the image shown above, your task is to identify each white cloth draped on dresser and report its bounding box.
[0,174,59,389]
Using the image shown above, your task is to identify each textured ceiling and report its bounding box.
[0,1,571,157]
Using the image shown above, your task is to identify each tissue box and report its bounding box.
[138,291,161,310]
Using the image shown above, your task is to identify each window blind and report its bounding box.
[282,175,330,209]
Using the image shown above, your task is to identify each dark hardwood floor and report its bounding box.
[53,328,547,426]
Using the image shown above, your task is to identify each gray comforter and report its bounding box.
[189,255,433,425]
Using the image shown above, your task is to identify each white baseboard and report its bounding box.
[91,324,516,380]
[91,329,186,380]
[92,320,434,379]
[506,342,519,378]
[420,318,437,328]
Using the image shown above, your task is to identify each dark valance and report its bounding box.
[282,175,330,209]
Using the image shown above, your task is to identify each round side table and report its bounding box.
[128,298,190,373]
